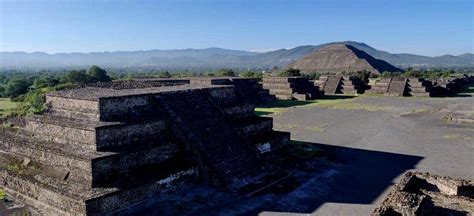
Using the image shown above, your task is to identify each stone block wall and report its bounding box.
[262,76,321,101]
[372,171,473,215]
[0,82,290,215]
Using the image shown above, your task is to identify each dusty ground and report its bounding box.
[1,93,473,215]
[124,93,473,215]
[261,94,474,215]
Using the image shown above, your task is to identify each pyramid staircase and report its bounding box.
[0,84,289,215]
[368,78,392,94]
[407,78,432,97]
[262,76,321,101]
[315,75,366,95]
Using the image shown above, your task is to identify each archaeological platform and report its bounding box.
[0,80,290,215]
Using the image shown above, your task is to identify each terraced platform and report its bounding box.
[0,81,290,215]
[315,75,366,95]
[262,76,321,101]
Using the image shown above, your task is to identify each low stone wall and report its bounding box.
[372,171,474,215]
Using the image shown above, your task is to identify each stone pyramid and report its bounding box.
[288,44,401,75]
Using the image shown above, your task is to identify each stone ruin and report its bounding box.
[368,77,432,97]
[262,76,321,101]
[431,76,474,95]
[314,75,366,95]
[407,78,432,97]
[189,77,276,104]
[372,171,473,215]
[0,80,290,215]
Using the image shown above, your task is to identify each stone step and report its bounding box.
[234,117,273,138]
[292,93,309,101]
[0,159,196,216]
[409,92,431,97]
[24,114,168,151]
[46,95,99,114]
[269,88,296,95]
[47,107,100,121]
[0,128,113,186]
[262,83,296,89]
[0,128,180,188]
[409,87,429,93]
[275,94,293,100]
[223,104,256,118]
[263,77,304,84]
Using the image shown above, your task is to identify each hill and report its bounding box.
[287,44,401,74]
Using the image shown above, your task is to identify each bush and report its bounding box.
[239,71,263,81]
[157,71,172,78]
[279,68,301,77]
[380,71,402,78]
[88,65,111,82]
[4,78,31,98]
[216,68,236,77]
[302,72,321,80]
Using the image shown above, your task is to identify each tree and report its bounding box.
[302,72,321,80]
[88,65,111,82]
[157,71,172,78]
[216,68,236,77]
[0,85,5,97]
[279,68,301,77]
[33,76,60,89]
[65,70,92,84]
[4,78,31,98]
[0,74,7,84]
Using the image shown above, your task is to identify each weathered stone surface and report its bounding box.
[262,76,321,100]
[0,81,289,215]
[372,171,474,216]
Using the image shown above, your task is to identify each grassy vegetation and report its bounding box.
[305,98,392,112]
[400,108,432,116]
[443,134,472,140]
[0,97,19,117]
[465,84,474,93]
[0,188,6,200]
[255,96,392,116]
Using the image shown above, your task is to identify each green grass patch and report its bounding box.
[0,188,7,200]
[306,98,392,112]
[0,98,19,117]
[464,84,474,93]
[443,134,472,140]
[255,96,391,115]
[400,108,432,116]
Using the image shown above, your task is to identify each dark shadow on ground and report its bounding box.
[257,141,424,214]
[120,140,423,215]
[320,95,357,100]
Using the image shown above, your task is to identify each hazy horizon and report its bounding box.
[1,0,473,56]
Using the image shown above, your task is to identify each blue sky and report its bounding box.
[0,0,472,56]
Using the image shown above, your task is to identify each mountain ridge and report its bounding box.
[1,41,472,69]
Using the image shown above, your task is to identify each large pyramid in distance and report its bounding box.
[288,44,401,75]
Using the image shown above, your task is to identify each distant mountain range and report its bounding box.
[1,41,472,70]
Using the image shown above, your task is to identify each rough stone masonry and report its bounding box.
[0,79,290,215]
